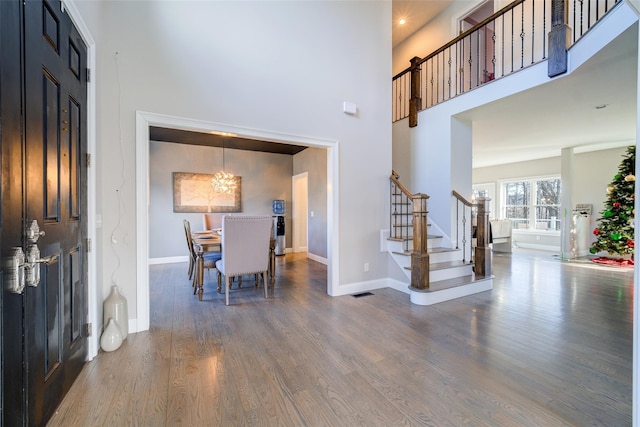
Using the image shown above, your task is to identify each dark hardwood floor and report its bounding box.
[48,250,633,426]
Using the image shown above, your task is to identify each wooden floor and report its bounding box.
[48,250,633,426]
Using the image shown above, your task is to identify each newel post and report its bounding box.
[410,194,430,290]
[409,56,422,128]
[548,0,570,77]
[474,196,492,277]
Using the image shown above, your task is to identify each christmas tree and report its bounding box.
[590,145,635,257]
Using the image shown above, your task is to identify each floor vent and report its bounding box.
[352,292,373,298]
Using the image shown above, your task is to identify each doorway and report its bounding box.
[458,0,495,90]
[292,173,309,253]
[135,112,338,330]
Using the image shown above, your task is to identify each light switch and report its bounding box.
[343,101,357,115]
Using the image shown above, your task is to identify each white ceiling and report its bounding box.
[392,1,453,48]
[393,1,638,168]
[462,23,637,168]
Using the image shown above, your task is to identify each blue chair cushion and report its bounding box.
[203,252,222,262]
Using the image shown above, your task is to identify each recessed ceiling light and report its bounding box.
[399,18,406,25]
[595,104,608,109]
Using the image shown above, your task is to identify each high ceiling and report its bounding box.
[461,19,637,168]
[392,1,637,168]
[151,2,636,168]
[392,1,453,47]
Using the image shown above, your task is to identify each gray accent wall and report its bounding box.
[149,141,293,259]
[294,147,328,259]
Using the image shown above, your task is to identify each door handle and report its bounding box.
[2,220,58,292]
[3,247,26,294]
[25,219,45,243]
[25,244,58,288]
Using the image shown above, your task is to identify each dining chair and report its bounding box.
[202,213,220,231]
[183,219,220,293]
[215,216,273,305]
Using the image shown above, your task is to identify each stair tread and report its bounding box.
[387,237,413,242]
[388,235,440,241]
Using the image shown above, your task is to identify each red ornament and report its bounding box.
[614,202,621,208]
[593,228,600,235]
[628,240,635,248]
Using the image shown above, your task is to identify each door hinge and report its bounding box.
[86,237,92,252]
[86,153,91,168]
[86,68,91,82]
[84,323,92,337]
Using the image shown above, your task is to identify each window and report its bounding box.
[501,178,561,231]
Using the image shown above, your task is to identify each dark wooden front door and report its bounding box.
[1,0,88,425]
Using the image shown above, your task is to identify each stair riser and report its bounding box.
[388,248,462,265]
[430,264,473,282]
[403,237,444,253]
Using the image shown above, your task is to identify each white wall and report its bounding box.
[75,0,391,326]
[473,146,629,250]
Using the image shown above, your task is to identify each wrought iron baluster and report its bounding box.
[475,30,480,88]
[531,0,535,64]
[436,54,440,104]
[572,0,577,42]
[482,24,487,84]
[456,201,460,250]
[430,58,434,107]
[455,43,460,96]
[511,8,515,73]
[462,206,468,262]
[492,32,496,79]
[520,4,525,69]
[467,36,472,91]
[447,48,452,99]
[460,37,465,93]
[501,14,505,77]
[579,0,584,40]
[440,51,445,103]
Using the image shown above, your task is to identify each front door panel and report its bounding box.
[23,0,88,424]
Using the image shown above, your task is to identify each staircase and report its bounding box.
[388,171,493,305]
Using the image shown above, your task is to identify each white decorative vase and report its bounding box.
[100,318,123,352]
[103,285,128,340]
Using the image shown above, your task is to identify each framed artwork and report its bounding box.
[172,172,241,213]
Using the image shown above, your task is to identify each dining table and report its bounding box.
[192,230,276,301]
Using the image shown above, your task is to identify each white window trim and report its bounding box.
[499,175,562,234]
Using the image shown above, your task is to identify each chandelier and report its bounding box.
[211,137,237,194]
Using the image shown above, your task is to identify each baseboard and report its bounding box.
[410,277,493,306]
[148,256,189,265]
[307,252,328,265]
[513,243,560,252]
[386,278,410,294]
[332,278,403,297]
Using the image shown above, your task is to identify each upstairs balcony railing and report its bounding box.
[392,0,622,124]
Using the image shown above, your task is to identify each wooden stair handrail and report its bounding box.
[391,170,415,200]
[452,190,474,207]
